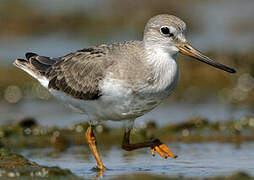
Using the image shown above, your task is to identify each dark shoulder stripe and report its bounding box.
[48,76,102,100]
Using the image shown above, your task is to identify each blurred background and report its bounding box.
[0,0,254,179]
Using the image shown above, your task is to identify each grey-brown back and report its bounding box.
[45,41,151,100]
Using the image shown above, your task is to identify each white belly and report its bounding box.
[99,90,163,120]
[94,74,178,121]
[49,78,176,123]
[49,87,163,122]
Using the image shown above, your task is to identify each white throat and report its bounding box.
[144,45,179,94]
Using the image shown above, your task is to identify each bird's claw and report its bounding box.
[151,143,177,159]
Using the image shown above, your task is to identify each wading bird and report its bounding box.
[14,14,236,171]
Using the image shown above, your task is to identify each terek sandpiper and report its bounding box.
[13,14,236,171]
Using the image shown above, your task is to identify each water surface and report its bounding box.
[22,142,254,179]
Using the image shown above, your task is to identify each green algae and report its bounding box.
[0,148,84,179]
[1,116,254,152]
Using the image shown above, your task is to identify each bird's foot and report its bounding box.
[150,139,177,159]
[90,166,105,178]
[91,165,106,172]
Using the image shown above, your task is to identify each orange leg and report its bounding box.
[85,125,105,171]
[122,129,177,159]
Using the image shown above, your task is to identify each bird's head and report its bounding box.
[144,14,236,73]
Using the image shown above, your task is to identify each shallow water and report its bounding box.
[21,142,254,179]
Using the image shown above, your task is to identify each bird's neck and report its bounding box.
[144,45,179,93]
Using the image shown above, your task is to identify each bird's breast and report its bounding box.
[98,59,178,120]
[144,55,179,96]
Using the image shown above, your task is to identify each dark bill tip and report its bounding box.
[178,43,236,74]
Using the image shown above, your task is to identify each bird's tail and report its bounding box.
[13,52,58,87]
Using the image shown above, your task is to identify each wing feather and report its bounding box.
[46,46,113,100]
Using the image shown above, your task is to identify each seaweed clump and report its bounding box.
[0,148,84,179]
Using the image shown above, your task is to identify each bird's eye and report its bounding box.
[160,26,174,37]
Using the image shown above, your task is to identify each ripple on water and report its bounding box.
[21,142,254,179]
